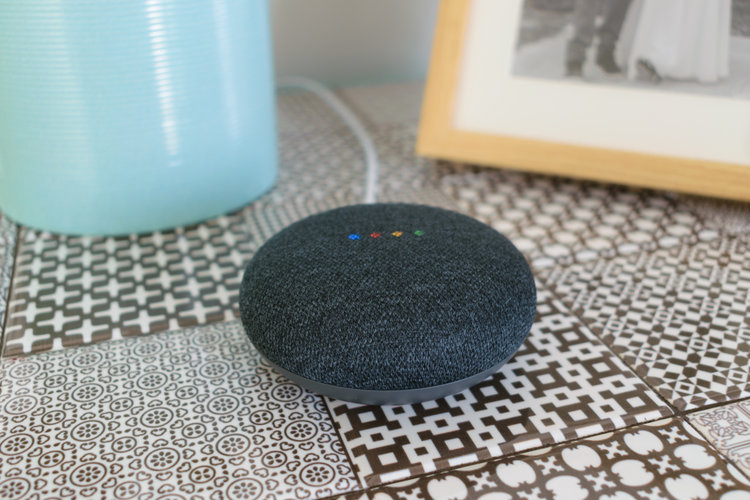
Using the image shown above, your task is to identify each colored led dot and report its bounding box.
[370,232,382,239]
[414,230,424,236]
[392,231,403,237]
[348,234,360,240]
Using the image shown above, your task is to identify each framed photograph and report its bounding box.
[418,0,750,201]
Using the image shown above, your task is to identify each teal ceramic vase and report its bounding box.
[0,0,277,235]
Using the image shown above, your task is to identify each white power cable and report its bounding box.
[276,76,379,204]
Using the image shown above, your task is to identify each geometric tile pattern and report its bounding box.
[2,210,256,357]
[540,237,750,411]
[690,400,750,480]
[351,418,750,499]
[437,164,717,269]
[0,321,360,499]
[328,289,672,487]
[0,214,17,343]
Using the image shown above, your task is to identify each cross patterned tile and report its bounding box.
[0,321,360,499]
[689,400,750,479]
[2,209,256,357]
[539,237,750,411]
[351,418,750,500]
[437,164,718,269]
[0,214,18,342]
[327,288,672,487]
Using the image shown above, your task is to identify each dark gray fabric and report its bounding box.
[239,204,536,391]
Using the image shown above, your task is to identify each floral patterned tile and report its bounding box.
[539,237,750,411]
[0,321,360,499]
[689,400,750,480]
[327,288,672,487]
[437,164,718,269]
[347,418,750,500]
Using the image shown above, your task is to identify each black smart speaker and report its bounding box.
[239,203,536,404]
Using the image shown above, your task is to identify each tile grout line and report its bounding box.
[536,270,681,416]
[1,223,22,358]
[681,393,750,417]
[322,396,367,494]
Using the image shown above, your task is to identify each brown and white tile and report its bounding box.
[327,288,672,487]
[540,236,750,411]
[2,209,257,357]
[437,164,718,269]
[689,400,750,479]
[350,418,750,500]
[0,321,360,499]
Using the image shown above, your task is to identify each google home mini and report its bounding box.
[239,203,536,404]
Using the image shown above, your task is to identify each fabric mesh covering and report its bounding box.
[239,204,536,391]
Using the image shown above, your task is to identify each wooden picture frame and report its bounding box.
[417,0,750,201]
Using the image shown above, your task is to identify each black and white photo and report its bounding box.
[513,0,750,99]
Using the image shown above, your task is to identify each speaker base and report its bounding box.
[264,347,522,405]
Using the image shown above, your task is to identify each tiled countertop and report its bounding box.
[1,83,749,499]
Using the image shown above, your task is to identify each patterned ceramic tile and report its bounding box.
[0,214,17,341]
[349,418,750,500]
[2,209,256,357]
[0,321,360,499]
[690,400,750,479]
[327,288,672,487]
[437,164,717,269]
[540,237,750,411]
